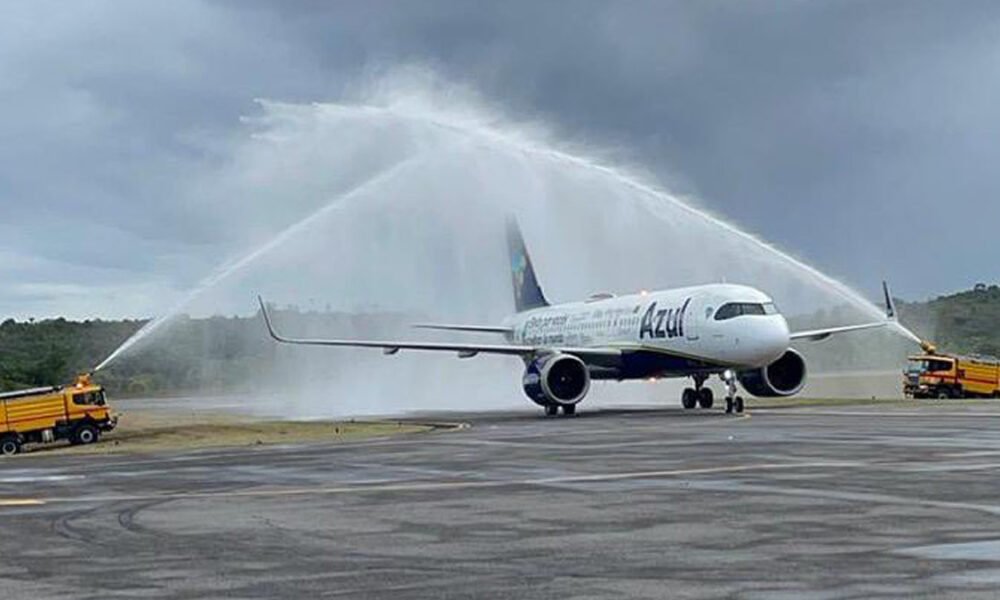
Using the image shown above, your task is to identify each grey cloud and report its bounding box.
[2,0,999,319]
[213,0,1000,297]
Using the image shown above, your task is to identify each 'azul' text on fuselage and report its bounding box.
[639,298,691,340]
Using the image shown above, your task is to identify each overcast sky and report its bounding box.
[2,0,998,320]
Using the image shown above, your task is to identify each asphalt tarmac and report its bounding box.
[5,401,1000,599]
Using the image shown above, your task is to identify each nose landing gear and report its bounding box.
[721,370,745,414]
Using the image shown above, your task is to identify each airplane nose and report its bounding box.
[722,314,792,367]
[748,316,790,366]
[769,315,792,357]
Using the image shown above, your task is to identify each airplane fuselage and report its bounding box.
[258,218,894,416]
[502,283,790,379]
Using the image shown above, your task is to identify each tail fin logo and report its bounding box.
[511,252,528,307]
[506,217,549,313]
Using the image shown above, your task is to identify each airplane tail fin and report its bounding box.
[506,217,549,313]
[882,280,898,320]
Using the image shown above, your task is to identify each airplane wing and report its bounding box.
[411,323,514,335]
[258,297,618,360]
[789,281,898,342]
[789,321,889,342]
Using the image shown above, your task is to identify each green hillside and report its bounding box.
[0,317,143,392]
[774,284,1000,373]
[896,284,1000,358]
[0,309,414,395]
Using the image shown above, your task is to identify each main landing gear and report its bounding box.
[544,403,577,417]
[681,374,714,410]
[680,372,745,414]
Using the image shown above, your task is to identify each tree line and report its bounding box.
[1,285,998,395]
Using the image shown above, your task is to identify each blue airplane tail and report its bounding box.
[506,217,550,313]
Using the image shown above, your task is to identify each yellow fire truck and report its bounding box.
[0,374,117,456]
[905,347,1000,399]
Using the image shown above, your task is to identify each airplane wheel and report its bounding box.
[681,388,697,410]
[545,405,559,417]
[734,396,745,413]
[561,404,576,416]
[697,388,714,409]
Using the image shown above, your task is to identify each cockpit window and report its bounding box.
[714,303,774,321]
[714,303,742,320]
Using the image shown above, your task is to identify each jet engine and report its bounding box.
[738,349,807,397]
[522,353,591,406]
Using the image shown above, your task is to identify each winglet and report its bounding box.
[257,295,285,342]
[882,281,897,321]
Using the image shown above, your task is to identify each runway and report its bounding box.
[5,401,1000,598]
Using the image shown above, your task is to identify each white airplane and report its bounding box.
[259,219,897,416]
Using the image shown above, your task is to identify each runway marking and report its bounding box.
[0,498,46,506]
[883,461,1000,473]
[24,460,857,506]
[442,435,750,452]
[683,480,1000,518]
[765,409,1000,418]
[0,475,85,483]
[425,414,753,450]
[940,450,1000,458]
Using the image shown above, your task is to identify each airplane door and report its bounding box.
[685,298,701,341]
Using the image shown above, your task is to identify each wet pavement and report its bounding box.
[4,401,1000,598]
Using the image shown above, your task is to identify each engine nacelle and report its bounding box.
[522,353,591,406]
[738,349,807,397]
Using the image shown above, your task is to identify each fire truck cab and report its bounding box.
[905,353,1000,399]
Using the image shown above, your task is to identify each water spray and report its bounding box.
[92,79,926,412]
[316,101,926,345]
[92,155,426,372]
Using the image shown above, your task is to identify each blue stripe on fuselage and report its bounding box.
[617,348,724,379]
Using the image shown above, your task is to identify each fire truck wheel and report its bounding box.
[1,437,21,456]
[73,424,100,446]
[937,391,951,400]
